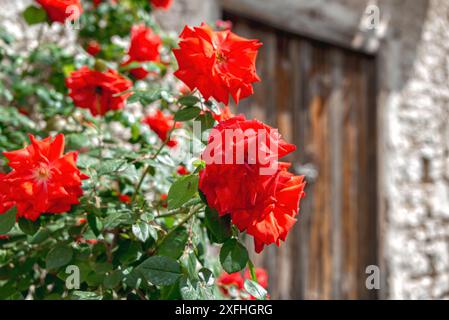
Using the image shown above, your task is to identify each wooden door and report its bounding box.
[226,13,378,300]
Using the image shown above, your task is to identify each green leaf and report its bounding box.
[204,206,231,244]
[136,256,181,286]
[103,270,124,289]
[244,279,268,300]
[18,217,40,236]
[179,277,199,300]
[167,175,199,210]
[157,227,188,259]
[174,107,201,122]
[29,228,51,244]
[46,244,73,270]
[178,95,199,107]
[103,210,133,229]
[96,159,127,175]
[22,6,47,25]
[197,112,216,132]
[0,207,16,235]
[87,213,102,237]
[219,239,249,273]
[132,222,150,242]
[198,268,215,287]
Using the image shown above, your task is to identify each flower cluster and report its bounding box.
[0,0,308,301]
[0,134,88,221]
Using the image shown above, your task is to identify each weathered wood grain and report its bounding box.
[231,14,378,300]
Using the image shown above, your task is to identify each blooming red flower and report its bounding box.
[122,25,162,80]
[150,0,172,10]
[177,165,189,175]
[0,235,9,240]
[66,66,132,116]
[36,0,83,24]
[174,23,262,105]
[199,116,305,253]
[142,110,181,147]
[118,194,132,204]
[232,166,306,253]
[86,40,101,56]
[0,134,88,221]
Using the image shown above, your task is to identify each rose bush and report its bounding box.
[0,0,305,300]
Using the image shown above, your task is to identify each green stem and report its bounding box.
[248,259,258,283]
[132,121,178,203]
[156,205,201,247]
[154,209,187,219]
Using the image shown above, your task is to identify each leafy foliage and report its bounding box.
[0,0,264,301]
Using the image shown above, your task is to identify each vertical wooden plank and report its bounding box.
[274,34,295,299]
[341,53,360,299]
[291,39,314,299]
[329,49,344,299]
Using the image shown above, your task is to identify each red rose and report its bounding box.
[199,115,296,215]
[66,66,132,116]
[174,23,262,105]
[244,268,268,289]
[86,40,101,56]
[36,0,83,24]
[176,165,189,175]
[122,25,162,80]
[118,194,132,204]
[150,0,172,10]
[142,110,180,148]
[199,116,305,253]
[0,134,88,221]
[232,166,306,253]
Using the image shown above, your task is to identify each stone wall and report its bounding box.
[382,0,449,299]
